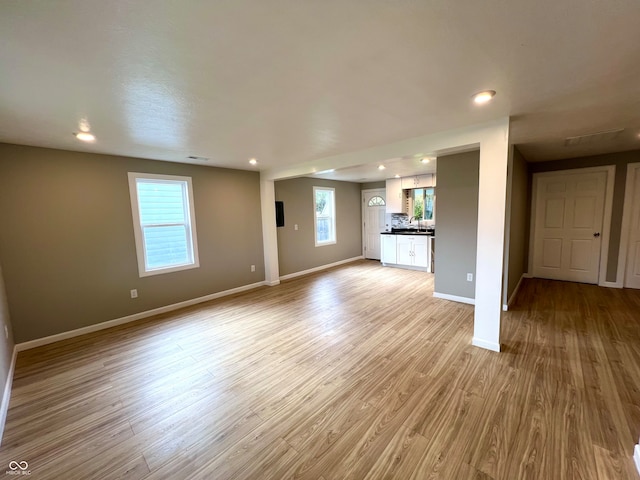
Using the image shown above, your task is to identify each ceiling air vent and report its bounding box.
[187,155,209,161]
[564,128,624,147]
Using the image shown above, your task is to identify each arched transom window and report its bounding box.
[368,196,386,207]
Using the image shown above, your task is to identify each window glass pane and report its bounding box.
[315,190,328,215]
[137,181,186,225]
[413,189,424,219]
[143,225,189,269]
[317,217,330,242]
[368,196,385,206]
[314,187,335,245]
[425,188,434,220]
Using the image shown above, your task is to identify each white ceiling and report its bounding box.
[1,1,639,182]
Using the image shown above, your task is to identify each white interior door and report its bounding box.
[532,170,607,284]
[362,189,386,260]
[625,165,640,289]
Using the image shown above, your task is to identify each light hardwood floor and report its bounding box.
[1,260,640,479]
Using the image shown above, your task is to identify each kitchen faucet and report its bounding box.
[409,216,423,230]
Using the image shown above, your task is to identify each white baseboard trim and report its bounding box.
[600,280,623,289]
[279,256,364,281]
[472,337,501,352]
[433,292,475,305]
[0,345,17,446]
[503,273,528,311]
[634,443,640,476]
[16,281,267,352]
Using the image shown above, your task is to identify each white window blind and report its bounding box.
[128,173,199,277]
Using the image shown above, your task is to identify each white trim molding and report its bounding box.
[127,172,200,278]
[16,281,267,352]
[313,186,337,247]
[472,337,501,352]
[600,281,623,289]
[279,256,363,281]
[433,292,475,305]
[0,346,17,446]
[618,162,640,288]
[502,273,528,311]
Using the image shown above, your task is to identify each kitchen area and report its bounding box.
[380,173,436,273]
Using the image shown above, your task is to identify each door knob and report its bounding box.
[593,232,601,237]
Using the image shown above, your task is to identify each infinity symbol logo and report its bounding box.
[8,461,28,470]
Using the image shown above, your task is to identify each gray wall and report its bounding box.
[529,149,640,282]
[0,262,15,417]
[0,143,265,343]
[503,147,530,304]
[361,181,386,190]
[275,177,362,276]
[434,150,479,299]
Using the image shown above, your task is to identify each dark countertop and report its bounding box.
[381,231,435,236]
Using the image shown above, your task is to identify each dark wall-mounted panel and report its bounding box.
[275,201,285,227]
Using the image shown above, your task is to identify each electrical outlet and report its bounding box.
[294,224,299,231]
[251,265,256,272]
[130,289,138,299]
[466,273,473,282]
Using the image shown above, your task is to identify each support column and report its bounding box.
[472,120,510,352]
[260,178,280,286]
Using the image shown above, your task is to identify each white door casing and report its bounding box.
[622,164,640,289]
[362,189,386,260]
[532,169,608,284]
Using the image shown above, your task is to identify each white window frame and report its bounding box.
[313,186,336,247]
[128,172,200,277]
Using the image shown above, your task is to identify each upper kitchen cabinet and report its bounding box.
[386,178,403,212]
[401,174,436,189]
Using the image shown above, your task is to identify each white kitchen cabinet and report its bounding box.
[401,176,416,190]
[415,174,434,189]
[385,178,403,213]
[412,236,430,267]
[380,234,433,272]
[380,234,397,264]
[396,235,412,264]
[396,235,431,269]
[401,174,435,189]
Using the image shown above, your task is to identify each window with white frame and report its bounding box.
[128,172,199,277]
[313,186,336,246]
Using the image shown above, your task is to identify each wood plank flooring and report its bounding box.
[1,260,640,479]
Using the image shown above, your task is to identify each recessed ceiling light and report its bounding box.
[74,132,95,142]
[421,158,430,164]
[378,165,386,170]
[395,174,400,178]
[249,158,258,165]
[472,90,496,104]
